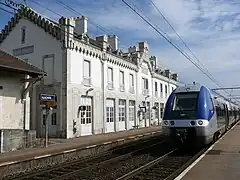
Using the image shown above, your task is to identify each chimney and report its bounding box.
[138,41,149,53]
[128,46,138,53]
[96,35,108,51]
[172,73,178,81]
[75,16,88,35]
[149,56,157,69]
[108,35,118,51]
[164,69,171,78]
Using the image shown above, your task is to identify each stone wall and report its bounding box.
[0,129,36,153]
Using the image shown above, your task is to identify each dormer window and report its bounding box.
[21,27,26,44]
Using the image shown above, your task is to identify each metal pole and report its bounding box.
[45,108,49,148]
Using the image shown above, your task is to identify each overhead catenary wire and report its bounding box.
[1,0,238,103]
[121,0,240,104]
[0,6,13,14]
[53,0,114,35]
[121,0,220,87]
[149,0,221,87]
[148,0,238,101]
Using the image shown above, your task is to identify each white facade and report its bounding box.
[0,71,30,130]
[0,7,178,138]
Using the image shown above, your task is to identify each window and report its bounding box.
[80,97,92,124]
[21,26,26,44]
[51,112,57,125]
[119,71,124,91]
[172,93,198,111]
[142,78,149,95]
[129,74,134,86]
[118,99,126,121]
[83,60,91,85]
[142,78,149,89]
[155,82,158,97]
[165,85,168,98]
[106,99,115,122]
[160,83,163,98]
[170,92,199,120]
[81,105,92,124]
[129,74,134,93]
[129,101,135,122]
[107,67,113,89]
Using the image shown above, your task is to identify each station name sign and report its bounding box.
[39,94,56,102]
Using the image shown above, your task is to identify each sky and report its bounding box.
[1,0,240,97]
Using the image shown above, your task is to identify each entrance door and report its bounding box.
[128,101,135,129]
[42,109,57,137]
[106,99,115,133]
[118,99,126,131]
[80,96,93,136]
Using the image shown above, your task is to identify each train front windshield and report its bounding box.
[170,92,199,119]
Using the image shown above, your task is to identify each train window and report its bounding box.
[172,92,199,111]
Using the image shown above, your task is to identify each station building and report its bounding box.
[0,7,178,138]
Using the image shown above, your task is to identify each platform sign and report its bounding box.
[39,94,56,102]
[39,93,57,109]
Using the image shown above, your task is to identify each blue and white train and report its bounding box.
[162,83,240,147]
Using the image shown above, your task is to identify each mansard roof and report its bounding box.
[0,49,45,76]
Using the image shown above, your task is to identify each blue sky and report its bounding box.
[1,0,240,96]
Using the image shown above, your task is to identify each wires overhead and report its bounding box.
[121,0,220,87]
[149,0,220,86]
[53,0,114,35]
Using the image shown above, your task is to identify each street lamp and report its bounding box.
[86,88,94,95]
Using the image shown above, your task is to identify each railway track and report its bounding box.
[64,142,176,180]
[2,135,165,180]
[117,147,206,180]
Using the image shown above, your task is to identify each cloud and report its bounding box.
[1,0,240,95]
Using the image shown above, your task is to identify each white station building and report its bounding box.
[0,7,178,138]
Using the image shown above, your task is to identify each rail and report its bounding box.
[4,135,164,180]
[115,146,206,180]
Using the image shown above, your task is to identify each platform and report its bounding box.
[176,122,240,180]
[0,126,162,177]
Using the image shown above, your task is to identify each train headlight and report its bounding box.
[170,121,175,125]
[190,121,195,125]
[198,120,203,125]
[164,121,168,125]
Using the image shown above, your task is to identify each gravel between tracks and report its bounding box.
[66,143,172,180]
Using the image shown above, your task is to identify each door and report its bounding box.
[106,99,115,133]
[128,101,135,129]
[49,110,57,137]
[80,96,93,136]
[118,99,126,131]
[42,109,57,137]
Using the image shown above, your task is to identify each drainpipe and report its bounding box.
[101,56,106,133]
[151,73,154,126]
[135,68,139,128]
